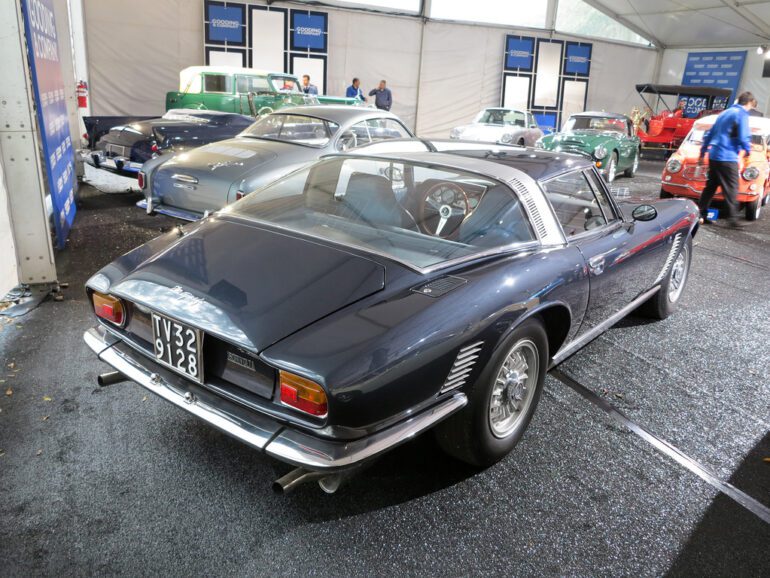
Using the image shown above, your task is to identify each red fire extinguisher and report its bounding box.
[76,80,88,108]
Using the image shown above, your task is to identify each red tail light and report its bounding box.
[279,371,328,416]
[151,142,159,153]
[92,292,125,326]
[235,190,245,200]
[137,171,146,190]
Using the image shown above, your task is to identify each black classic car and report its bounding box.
[82,109,256,177]
[84,149,699,493]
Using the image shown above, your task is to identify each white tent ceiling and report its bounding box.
[583,0,770,48]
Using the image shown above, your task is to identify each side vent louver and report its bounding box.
[654,233,683,284]
[508,178,547,238]
[441,341,484,393]
[412,276,467,298]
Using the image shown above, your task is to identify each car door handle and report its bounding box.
[588,256,605,275]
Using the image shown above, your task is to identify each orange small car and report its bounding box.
[660,114,770,221]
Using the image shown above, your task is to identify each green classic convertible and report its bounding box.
[165,66,360,116]
[536,112,640,182]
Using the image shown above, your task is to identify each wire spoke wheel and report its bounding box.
[488,339,539,439]
[668,245,689,303]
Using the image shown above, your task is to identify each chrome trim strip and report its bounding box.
[84,327,467,471]
[551,286,660,365]
[662,181,759,197]
[441,340,484,393]
[171,173,199,184]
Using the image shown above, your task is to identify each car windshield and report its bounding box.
[687,124,765,146]
[227,157,536,269]
[564,116,626,133]
[240,114,340,147]
[270,75,302,94]
[474,109,526,127]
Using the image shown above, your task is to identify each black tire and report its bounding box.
[638,236,692,320]
[435,318,548,467]
[624,149,640,178]
[660,188,674,199]
[745,198,761,221]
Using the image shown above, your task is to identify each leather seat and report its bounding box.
[341,173,416,230]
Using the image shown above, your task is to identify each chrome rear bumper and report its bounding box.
[81,150,143,174]
[84,326,466,471]
[136,198,201,221]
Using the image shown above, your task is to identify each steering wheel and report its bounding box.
[419,182,470,238]
[337,131,358,152]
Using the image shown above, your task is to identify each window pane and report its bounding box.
[236,75,271,94]
[242,114,338,148]
[232,157,535,269]
[366,119,411,142]
[541,171,607,237]
[556,0,652,46]
[430,0,547,28]
[584,171,617,222]
[204,74,232,93]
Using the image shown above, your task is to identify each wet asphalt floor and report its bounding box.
[0,161,768,576]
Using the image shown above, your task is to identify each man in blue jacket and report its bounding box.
[345,78,365,102]
[698,91,758,227]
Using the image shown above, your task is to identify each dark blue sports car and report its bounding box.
[84,148,699,493]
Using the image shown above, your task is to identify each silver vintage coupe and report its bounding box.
[450,108,543,147]
[138,106,414,220]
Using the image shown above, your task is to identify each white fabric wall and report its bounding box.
[81,0,658,133]
[658,48,770,116]
[84,0,202,115]
[416,20,658,137]
[0,159,19,296]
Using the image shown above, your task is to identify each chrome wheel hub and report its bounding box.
[607,157,616,182]
[668,246,689,303]
[488,340,539,438]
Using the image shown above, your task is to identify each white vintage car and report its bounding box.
[450,108,544,146]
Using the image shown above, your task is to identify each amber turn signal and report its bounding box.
[92,292,125,326]
[279,370,328,417]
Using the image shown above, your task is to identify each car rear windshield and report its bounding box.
[226,157,536,269]
[240,114,340,147]
[564,116,626,133]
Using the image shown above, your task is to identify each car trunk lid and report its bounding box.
[110,217,386,352]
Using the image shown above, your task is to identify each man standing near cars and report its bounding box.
[346,78,365,102]
[368,80,392,111]
[301,75,318,96]
[698,91,757,228]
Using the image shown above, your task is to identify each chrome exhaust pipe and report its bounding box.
[272,468,325,494]
[97,371,128,387]
[272,467,357,495]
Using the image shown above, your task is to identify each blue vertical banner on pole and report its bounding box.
[22,0,76,249]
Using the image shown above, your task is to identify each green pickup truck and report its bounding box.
[165,66,360,116]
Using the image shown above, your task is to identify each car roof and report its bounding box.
[269,105,399,124]
[570,111,631,121]
[343,148,592,183]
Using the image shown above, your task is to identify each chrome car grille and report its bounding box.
[441,341,484,393]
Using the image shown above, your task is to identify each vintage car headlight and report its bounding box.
[449,127,462,139]
[594,144,607,159]
[742,166,760,181]
[666,159,682,173]
[500,133,513,144]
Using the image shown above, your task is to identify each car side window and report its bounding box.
[365,119,411,142]
[235,75,270,94]
[527,113,538,128]
[203,74,232,93]
[584,170,618,222]
[541,170,608,237]
[503,111,526,127]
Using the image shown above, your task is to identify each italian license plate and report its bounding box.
[151,312,203,383]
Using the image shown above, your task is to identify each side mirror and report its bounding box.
[632,204,657,222]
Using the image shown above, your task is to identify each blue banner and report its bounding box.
[534,112,558,133]
[505,36,534,71]
[682,51,746,100]
[206,2,245,45]
[564,43,591,76]
[291,11,327,52]
[22,0,75,248]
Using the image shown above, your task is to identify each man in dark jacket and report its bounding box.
[368,80,392,111]
[698,91,757,227]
